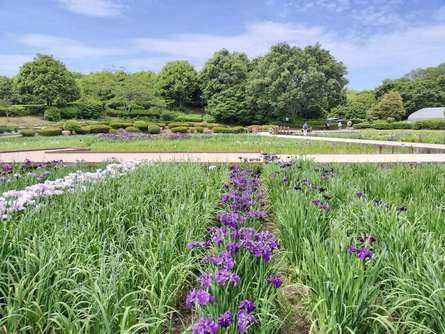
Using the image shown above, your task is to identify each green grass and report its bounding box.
[0,134,413,154]
[0,163,226,332]
[318,129,445,144]
[264,161,445,333]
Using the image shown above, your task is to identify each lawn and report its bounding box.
[0,134,413,154]
[317,129,445,144]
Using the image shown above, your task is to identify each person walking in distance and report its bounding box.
[303,121,309,136]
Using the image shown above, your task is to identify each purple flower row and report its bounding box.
[186,166,282,333]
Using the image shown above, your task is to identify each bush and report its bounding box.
[372,121,393,130]
[38,127,62,136]
[203,114,216,123]
[22,104,46,115]
[147,124,161,134]
[19,128,37,137]
[213,126,245,133]
[133,120,147,131]
[44,107,62,121]
[125,126,140,133]
[0,125,16,133]
[175,113,203,122]
[0,104,46,117]
[110,121,133,129]
[87,124,110,133]
[63,120,82,133]
[77,126,91,134]
[170,126,188,133]
[193,126,204,133]
[160,110,176,121]
[60,106,79,119]
[353,122,372,129]
[168,122,191,129]
[413,119,445,130]
[68,99,104,119]
[368,91,405,121]
[390,121,413,129]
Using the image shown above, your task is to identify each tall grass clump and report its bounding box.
[264,161,445,333]
[0,163,226,333]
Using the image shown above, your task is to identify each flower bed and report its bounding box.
[186,166,282,333]
[0,160,142,220]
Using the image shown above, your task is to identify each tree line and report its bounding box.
[0,44,444,124]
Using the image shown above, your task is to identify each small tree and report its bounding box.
[368,91,405,121]
[15,54,79,106]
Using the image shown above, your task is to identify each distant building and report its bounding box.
[408,107,445,121]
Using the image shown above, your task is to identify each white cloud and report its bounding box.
[58,0,124,17]
[0,55,33,76]
[19,34,123,59]
[133,21,445,87]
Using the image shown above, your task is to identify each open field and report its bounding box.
[0,134,414,154]
[316,129,445,144]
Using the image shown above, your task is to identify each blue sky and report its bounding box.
[1,0,445,89]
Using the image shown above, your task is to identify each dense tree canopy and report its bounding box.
[329,90,376,120]
[156,61,200,109]
[246,43,347,122]
[0,76,14,103]
[200,49,250,103]
[368,91,405,121]
[15,54,79,106]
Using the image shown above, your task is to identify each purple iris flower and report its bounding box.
[238,299,256,313]
[186,289,215,309]
[268,275,283,288]
[357,248,373,261]
[192,319,218,334]
[347,245,357,254]
[356,191,365,199]
[237,310,256,333]
[1,164,12,173]
[217,311,233,328]
[282,176,289,184]
[197,273,213,289]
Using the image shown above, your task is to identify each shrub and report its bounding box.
[133,120,147,131]
[0,125,16,133]
[110,121,133,129]
[390,121,413,129]
[353,122,372,129]
[193,126,204,133]
[203,114,216,123]
[38,127,62,136]
[22,104,46,115]
[168,122,191,129]
[175,114,203,122]
[368,91,405,121]
[77,126,91,134]
[155,122,166,128]
[160,110,176,121]
[147,124,161,134]
[87,124,110,133]
[125,126,140,133]
[68,99,104,119]
[372,121,393,130]
[44,107,62,121]
[213,126,245,133]
[170,126,188,133]
[205,123,222,129]
[19,128,37,137]
[413,119,445,130]
[63,120,82,133]
[60,106,79,119]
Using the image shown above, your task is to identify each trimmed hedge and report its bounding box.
[413,119,445,130]
[175,114,203,122]
[160,110,176,121]
[110,121,133,129]
[0,104,46,117]
[353,122,372,129]
[133,120,147,131]
[19,128,37,137]
[63,120,82,133]
[168,122,192,129]
[147,124,161,134]
[38,127,63,136]
[0,125,16,133]
[44,107,62,121]
[170,127,188,133]
[213,126,245,134]
[125,126,140,133]
[87,124,110,133]
[77,126,91,134]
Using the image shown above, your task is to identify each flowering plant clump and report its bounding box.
[186,166,282,333]
[0,160,143,221]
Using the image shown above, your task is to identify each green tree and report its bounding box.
[200,49,250,103]
[246,43,347,122]
[0,76,14,103]
[368,91,405,120]
[329,90,376,120]
[156,61,200,109]
[207,83,255,124]
[15,54,79,106]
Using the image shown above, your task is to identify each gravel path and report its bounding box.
[1,149,445,164]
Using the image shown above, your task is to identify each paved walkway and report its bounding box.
[260,133,445,153]
[1,149,445,164]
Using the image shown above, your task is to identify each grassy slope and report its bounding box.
[0,134,412,154]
